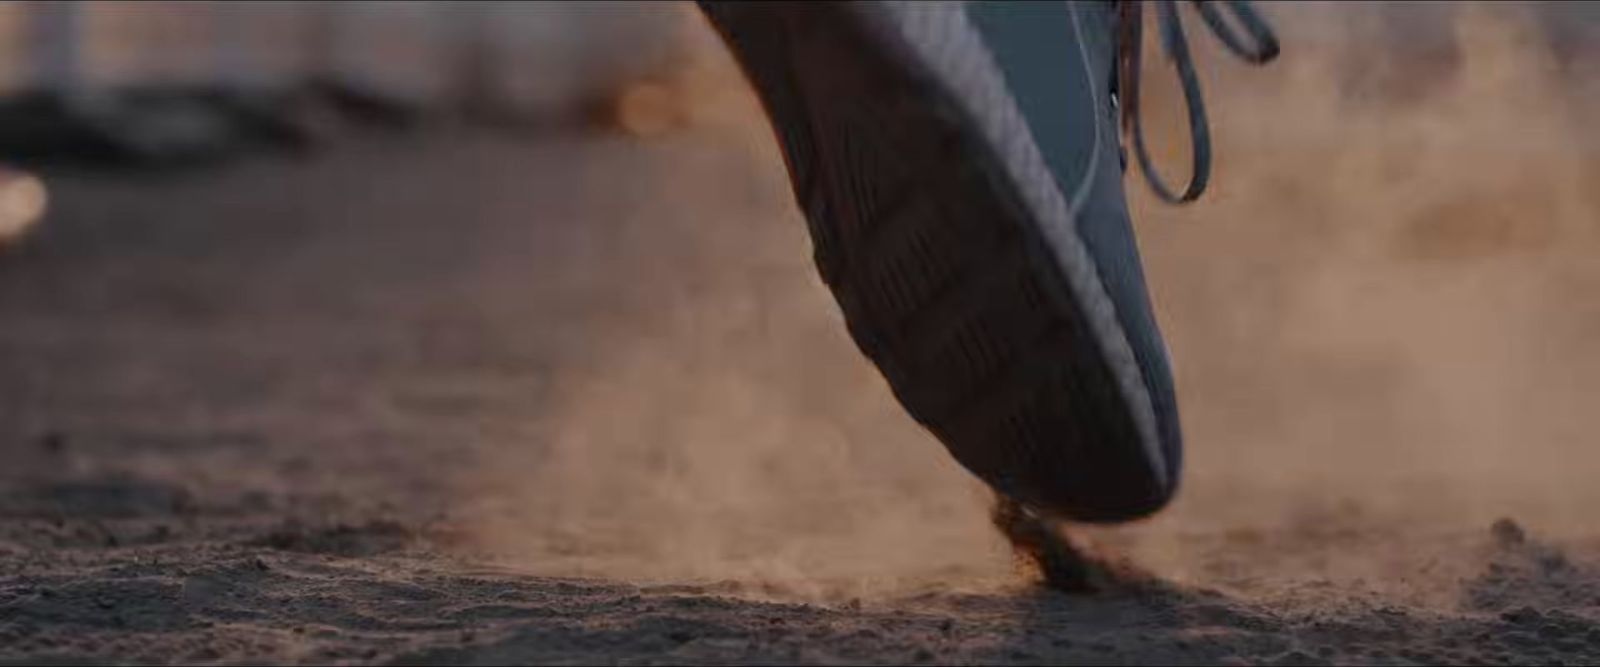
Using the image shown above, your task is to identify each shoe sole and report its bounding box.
[701,1,1173,522]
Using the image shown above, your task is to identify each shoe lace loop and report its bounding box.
[1116,0,1279,204]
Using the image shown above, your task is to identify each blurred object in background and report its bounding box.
[0,164,46,248]
[1529,0,1600,72]
[605,80,685,138]
[0,1,700,168]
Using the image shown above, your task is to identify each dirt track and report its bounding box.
[5,3,1600,664]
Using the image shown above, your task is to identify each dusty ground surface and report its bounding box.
[5,4,1600,665]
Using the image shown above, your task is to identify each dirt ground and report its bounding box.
[5,4,1600,665]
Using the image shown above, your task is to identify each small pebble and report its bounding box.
[1269,650,1330,667]
[1501,606,1544,625]
[1491,518,1526,547]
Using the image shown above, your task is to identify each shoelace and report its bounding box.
[1115,0,1280,204]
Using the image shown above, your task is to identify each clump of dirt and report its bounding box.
[990,498,1158,594]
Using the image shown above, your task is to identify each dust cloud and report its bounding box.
[1130,1,1600,523]
[1109,0,1600,600]
[459,2,1600,602]
[457,6,1014,600]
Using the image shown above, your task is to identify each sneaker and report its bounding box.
[700,1,1277,522]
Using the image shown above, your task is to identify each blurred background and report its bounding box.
[3,0,1600,604]
[0,1,700,166]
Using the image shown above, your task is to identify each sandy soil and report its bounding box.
[5,4,1600,665]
